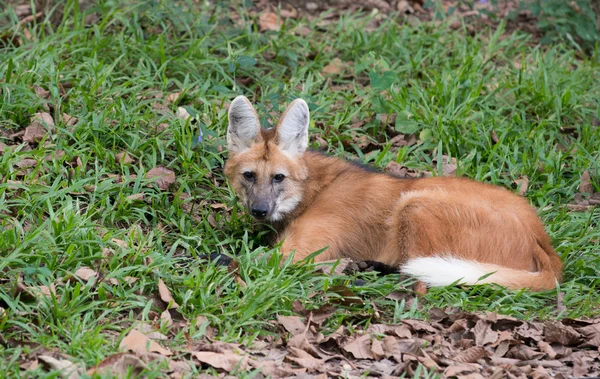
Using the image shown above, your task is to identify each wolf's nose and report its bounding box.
[251,207,268,219]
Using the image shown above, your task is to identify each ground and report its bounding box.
[0,0,599,378]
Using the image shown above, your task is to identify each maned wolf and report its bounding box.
[223,96,563,291]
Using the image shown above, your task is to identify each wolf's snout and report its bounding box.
[250,205,269,219]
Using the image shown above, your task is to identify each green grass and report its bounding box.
[0,0,599,377]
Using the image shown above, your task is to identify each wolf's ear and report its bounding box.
[227,96,261,154]
[277,99,309,156]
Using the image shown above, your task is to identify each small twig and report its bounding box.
[18,12,43,28]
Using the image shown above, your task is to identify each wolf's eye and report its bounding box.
[243,171,255,181]
[273,174,286,183]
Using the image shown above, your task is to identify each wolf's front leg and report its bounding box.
[278,229,342,263]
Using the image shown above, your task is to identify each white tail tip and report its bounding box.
[400,256,515,287]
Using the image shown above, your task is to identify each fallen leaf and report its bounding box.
[453,346,487,363]
[473,319,499,346]
[537,341,557,359]
[572,352,591,377]
[157,278,179,309]
[367,324,412,339]
[126,193,145,202]
[86,353,147,376]
[342,334,374,359]
[61,113,78,127]
[441,155,457,176]
[444,364,479,377]
[34,86,50,99]
[146,167,176,191]
[32,112,55,127]
[321,58,344,75]
[160,310,173,328]
[386,161,409,178]
[74,267,97,281]
[175,107,192,121]
[577,323,600,348]
[15,158,38,168]
[23,122,48,144]
[116,152,134,165]
[259,12,281,32]
[278,315,306,336]
[515,176,529,196]
[326,285,364,306]
[166,92,182,104]
[506,344,545,360]
[544,321,581,346]
[401,319,438,333]
[579,170,593,194]
[490,130,499,144]
[192,351,250,372]
[119,329,172,356]
[38,355,84,379]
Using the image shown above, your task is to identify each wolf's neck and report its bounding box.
[273,151,358,228]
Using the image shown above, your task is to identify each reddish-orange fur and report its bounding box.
[224,97,563,291]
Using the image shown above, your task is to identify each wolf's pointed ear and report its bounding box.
[277,99,309,156]
[227,96,261,154]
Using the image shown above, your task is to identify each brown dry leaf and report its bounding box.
[15,158,38,168]
[119,329,172,356]
[278,315,306,336]
[34,86,50,99]
[473,319,499,346]
[38,355,84,379]
[444,364,479,377]
[577,323,600,348]
[515,176,529,196]
[367,324,412,339]
[157,278,179,309]
[116,152,134,165]
[126,193,145,202]
[32,112,55,127]
[112,238,128,248]
[309,304,336,325]
[160,309,173,328]
[285,356,323,371]
[146,167,176,191]
[537,341,557,359]
[453,346,487,363]
[414,280,428,296]
[294,25,311,36]
[259,12,281,32]
[342,334,374,359]
[166,92,182,104]
[74,266,97,281]
[175,107,192,121]
[490,129,499,144]
[386,161,409,178]
[61,113,78,127]
[23,122,49,144]
[401,319,438,333]
[579,170,593,194]
[192,351,250,372]
[506,344,545,360]
[321,58,344,75]
[29,284,56,300]
[441,155,457,176]
[572,353,592,377]
[327,285,364,306]
[86,353,147,376]
[544,321,581,346]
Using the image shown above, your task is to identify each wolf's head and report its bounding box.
[224,96,310,222]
